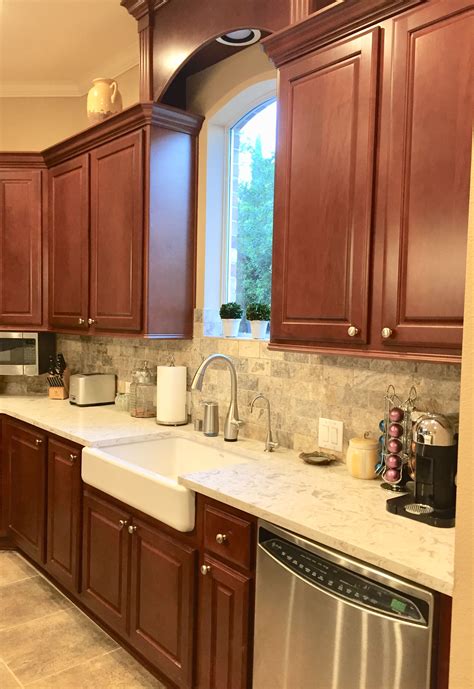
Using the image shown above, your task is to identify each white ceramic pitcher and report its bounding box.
[87,78,122,124]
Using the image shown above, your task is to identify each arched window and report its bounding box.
[225,98,277,309]
[200,78,277,337]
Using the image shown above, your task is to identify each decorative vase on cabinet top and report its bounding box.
[87,78,122,123]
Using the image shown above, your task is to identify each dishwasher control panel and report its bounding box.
[262,535,428,625]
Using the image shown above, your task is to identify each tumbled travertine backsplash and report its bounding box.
[0,310,461,456]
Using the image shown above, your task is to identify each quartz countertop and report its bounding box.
[0,395,454,595]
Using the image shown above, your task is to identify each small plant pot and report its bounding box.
[221,319,241,337]
[250,320,269,339]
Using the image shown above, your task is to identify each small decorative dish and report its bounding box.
[299,450,338,466]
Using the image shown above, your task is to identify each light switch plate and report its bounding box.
[319,417,343,452]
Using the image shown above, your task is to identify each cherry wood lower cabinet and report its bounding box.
[129,518,196,688]
[197,556,252,689]
[46,437,83,593]
[81,490,131,637]
[5,419,47,564]
[81,488,197,689]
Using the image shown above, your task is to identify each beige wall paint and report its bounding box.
[0,65,139,151]
[186,45,277,308]
[449,139,474,687]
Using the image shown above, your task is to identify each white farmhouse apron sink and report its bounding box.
[82,436,250,532]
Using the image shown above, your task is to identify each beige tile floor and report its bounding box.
[0,551,166,688]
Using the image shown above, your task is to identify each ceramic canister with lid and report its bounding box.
[346,434,379,479]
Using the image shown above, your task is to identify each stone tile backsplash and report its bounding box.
[0,311,461,457]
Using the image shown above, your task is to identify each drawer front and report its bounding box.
[203,504,254,570]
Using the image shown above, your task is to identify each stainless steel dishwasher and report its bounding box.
[253,521,436,689]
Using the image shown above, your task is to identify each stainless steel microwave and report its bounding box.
[0,333,55,376]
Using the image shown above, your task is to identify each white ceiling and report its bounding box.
[0,0,139,97]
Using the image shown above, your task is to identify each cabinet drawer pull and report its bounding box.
[381,327,393,339]
[347,325,359,337]
[35,438,43,446]
[128,525,137,534]
[88,318,96,326]
[200,564,212,576]
[69,453,78,463]
[215,533,227,545]
[119,519,128,528]
[78,317,85,325]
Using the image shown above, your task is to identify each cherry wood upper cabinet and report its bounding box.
[89,131,143,333]
[5,419,47,565]
[48,155,89,331]
[46,437,82,594]
[129,518,196,689]
[270,29,379,346]
[0,170,43,327]
[375,0,473,352]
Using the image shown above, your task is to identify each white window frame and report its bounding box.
[201,78,277,332]
[223,96,277,304]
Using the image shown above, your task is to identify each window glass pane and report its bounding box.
[227,99,276,309]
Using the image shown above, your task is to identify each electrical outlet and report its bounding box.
[319,418,343,452]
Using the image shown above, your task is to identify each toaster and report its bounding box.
[69,373,116,407]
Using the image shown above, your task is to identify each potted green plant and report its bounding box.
[246,302,270,339]
[219,302,243,337]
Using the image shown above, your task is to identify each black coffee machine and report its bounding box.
[386,413,457,527]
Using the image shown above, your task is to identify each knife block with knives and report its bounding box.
[47,354,70,400]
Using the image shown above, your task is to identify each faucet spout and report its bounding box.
[191,354,243,441]
[250,393,279,452]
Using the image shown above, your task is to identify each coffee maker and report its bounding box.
[386,413,457,527]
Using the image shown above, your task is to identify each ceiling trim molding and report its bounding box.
[0,42,139,99]
[121,0,169,20]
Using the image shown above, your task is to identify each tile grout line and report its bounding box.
[0,608,72,635]
[0,574,40,589]
[1,660,24,688]
[22,647,121,687]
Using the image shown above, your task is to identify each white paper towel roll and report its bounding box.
[156,366,187,425]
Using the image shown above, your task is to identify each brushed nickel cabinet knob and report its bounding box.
[69,453,78,463]
[119,519,128,528]
[35,438,43,446]
[381,327,393,339]
[128,524,137,534]
[78,317,85,325]
[200,564,212,576]
[215,533,227,545]
[347,326,359,337]
[87,318,96,326]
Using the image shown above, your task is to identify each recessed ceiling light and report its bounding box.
[216,29,262,47]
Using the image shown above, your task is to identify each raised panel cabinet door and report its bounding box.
[129,518,196,689]
[197,556,252,689]
[0,170,42,326]
[89,130,144,332]
[48,155,90,330]
[6,420,47,564]
[377,0,473,350]
[81,490,131,636]
[46,438,82,593]
[271,29,379,346]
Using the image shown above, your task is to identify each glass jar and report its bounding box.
[129,361,157,418]
[115,381,130,412]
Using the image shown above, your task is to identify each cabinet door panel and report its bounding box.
[130,519,196,689]
[48,155,89,330]
[378,1,472,349]
[46,438,82,593]
[197,556,252,689]
[81,491,130,636]
[90,131,143,332]
[271,29,379,345]
[6,420,47,564]
[0,170,42,326]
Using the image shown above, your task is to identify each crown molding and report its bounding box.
[121,0,169,20]
[0,43,139,98]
